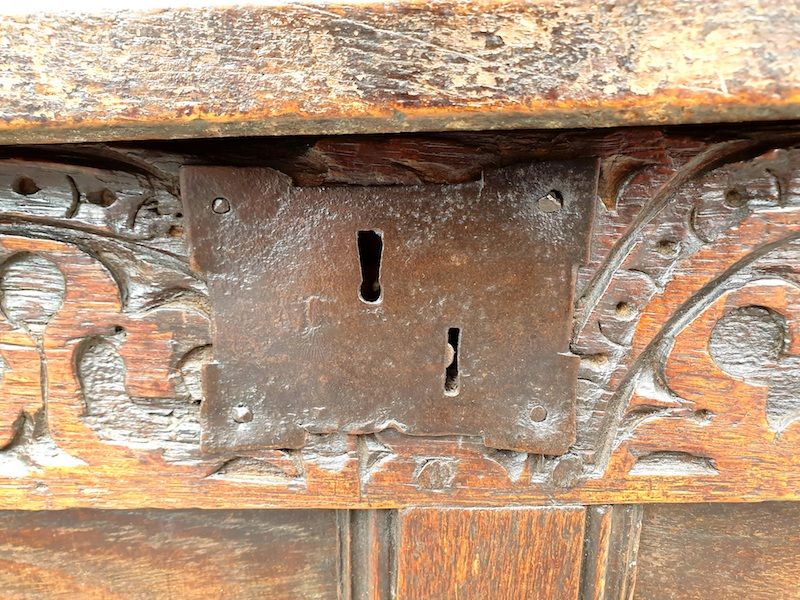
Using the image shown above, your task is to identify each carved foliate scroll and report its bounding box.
[0,130,796,508]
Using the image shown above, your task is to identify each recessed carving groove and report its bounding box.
[629,451,718,476]
[710,304,800,433]
[77,332,202,463]
[0,252,65,336]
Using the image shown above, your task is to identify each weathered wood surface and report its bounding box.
[634,503,800,600]
[396,507,586,599]
[1,1,800,144]
[0,123,798,508]
[0,509,341,599]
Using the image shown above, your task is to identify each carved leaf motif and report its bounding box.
[0,251,65,448]
[0,233,209,469]
[710,305,800,433]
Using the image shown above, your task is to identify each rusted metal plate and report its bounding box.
[182,161,597,454]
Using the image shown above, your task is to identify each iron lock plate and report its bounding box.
[182,160,597,454]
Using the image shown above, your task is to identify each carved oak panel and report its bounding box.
[0,125,795,507]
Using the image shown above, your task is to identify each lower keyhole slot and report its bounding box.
[444,327,461,396]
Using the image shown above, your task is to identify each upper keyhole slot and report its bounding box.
[357,230,383,304]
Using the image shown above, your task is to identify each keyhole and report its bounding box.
[444,328,461,396]
[357,230,383,303]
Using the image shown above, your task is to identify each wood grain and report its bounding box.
[344,510,396,600]
[580,505,643,600]
[396,507,586,600]
[1,1,799,144]
[634,503,800,600]
[0,125,796,507]
[2,503,795,599]
[0,509,341,599]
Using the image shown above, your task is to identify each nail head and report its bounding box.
[530,405,547,422]
[232,404,253,423]
[212,197,231,214]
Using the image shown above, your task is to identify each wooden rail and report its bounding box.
[1,0,799,144]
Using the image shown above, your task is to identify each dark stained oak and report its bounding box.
[0,504,796,599]
[1,1,799,144]
[396,507,586,599]
[0,509,341,599]
[634,503,800,600]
